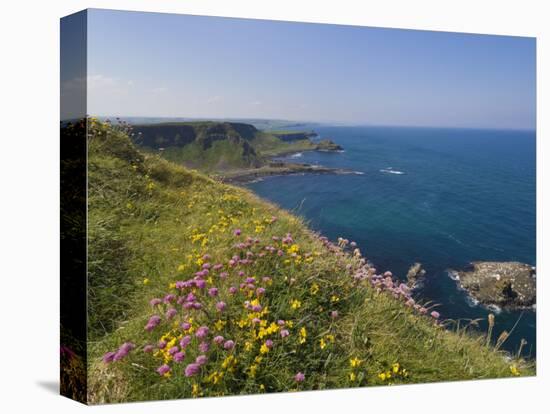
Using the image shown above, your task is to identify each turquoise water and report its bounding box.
[248,126,536,356]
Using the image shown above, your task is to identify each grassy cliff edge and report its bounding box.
[86,120,533,404]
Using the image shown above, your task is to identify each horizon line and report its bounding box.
[90,114,536,132]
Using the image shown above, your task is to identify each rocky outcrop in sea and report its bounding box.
[450,261,536,311]
[406,262,426,288]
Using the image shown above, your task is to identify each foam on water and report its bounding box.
[465,295,480,308]
[380,167,405,175]
[486,304,502,314]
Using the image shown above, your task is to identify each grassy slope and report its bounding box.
[250,132,317,157]
[133,122,318,169]
[158,140,258,171]
[87,121,532,404]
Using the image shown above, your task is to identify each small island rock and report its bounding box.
[453,261,536,310]
[406,262,426,288]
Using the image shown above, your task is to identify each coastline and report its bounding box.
[215,145,350,184]
[214,161,357,184]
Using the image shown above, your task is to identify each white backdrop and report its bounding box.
[0,0,547,412]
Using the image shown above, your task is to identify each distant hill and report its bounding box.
[132,122,262,170]
[98,116,320,131]
[130,121,334,172]
[270,130,318,141]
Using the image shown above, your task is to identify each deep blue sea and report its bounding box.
[247,126,536,356]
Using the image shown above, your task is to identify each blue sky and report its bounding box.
[86,9,536,129]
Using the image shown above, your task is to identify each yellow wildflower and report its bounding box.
[349,372,356,382]
[191,383,202,398]
[319,338,327,350]
[143,278,150,285]
[310,283,320,295]
[287,244,300,254]
[214,320,226,331]
[221,355,237,371]
[299,327,307,344]
[291,299,302,310]
[350,357,362,368]
[260,343,270,354]
[206,371,223,384]
[392,363,400,374]
[510,365,520,376]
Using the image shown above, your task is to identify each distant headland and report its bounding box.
[128,120,347,182]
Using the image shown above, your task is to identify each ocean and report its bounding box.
[247,126,536,356]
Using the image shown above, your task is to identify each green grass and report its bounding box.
[86,120,533,404]
[157,140,260,171]
[250,132,316,157]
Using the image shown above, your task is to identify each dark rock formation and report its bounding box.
[406,262,426,288]
[453,261,536,310]
[315,139,343,151]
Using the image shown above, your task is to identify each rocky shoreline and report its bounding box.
[216,161,359,184]
[217,140,349,184]
[450,261,536,311]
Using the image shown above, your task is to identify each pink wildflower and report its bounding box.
[195,326,209,339]
[102,351,116,364]
[184,363,200,377]
[195,355,208,365]
[157,364,171,376]
[180,335,192,348]
[150,298,162,307]
[166,308,177,320]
